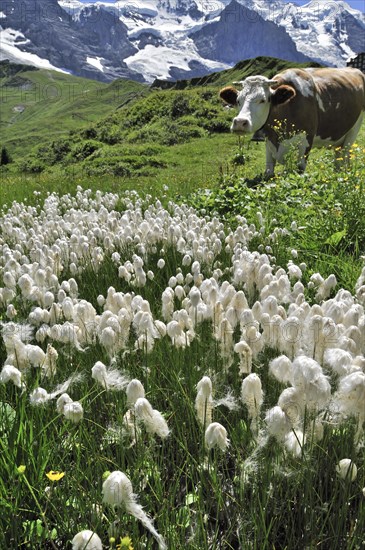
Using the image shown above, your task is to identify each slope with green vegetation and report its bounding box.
[0,61,147,158]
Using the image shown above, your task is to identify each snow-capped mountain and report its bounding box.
[0,0,364,82]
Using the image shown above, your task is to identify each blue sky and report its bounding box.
[286,0,365,11]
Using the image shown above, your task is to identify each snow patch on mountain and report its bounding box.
[0,27,71,73]
[125,42,229,81]
[86,56,105,72]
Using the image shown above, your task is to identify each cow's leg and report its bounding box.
[337,112,364,164]
[298,140,312,173]
[265,143,276,177]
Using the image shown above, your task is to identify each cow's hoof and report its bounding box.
[246,175,264,188]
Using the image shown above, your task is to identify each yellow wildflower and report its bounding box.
[116,536,134,550]
[46,470,65,481]
[17,465,26,475]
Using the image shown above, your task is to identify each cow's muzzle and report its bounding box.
[231,117,251,134]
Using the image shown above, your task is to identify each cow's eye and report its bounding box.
[259,99,265,104]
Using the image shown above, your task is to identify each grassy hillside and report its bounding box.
[0,61,147,158]
[1,57,323,178]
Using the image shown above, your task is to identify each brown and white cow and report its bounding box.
[220,67,365,176]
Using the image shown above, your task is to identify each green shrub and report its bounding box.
[0,146,11,165]
[80,127,98,140]
[18,158,45,173]
[170,93,192,118]
[71,140,101,161]
[36,139,71,165]
[97,125,122,145]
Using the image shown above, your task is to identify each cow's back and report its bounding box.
[305,67,365,144]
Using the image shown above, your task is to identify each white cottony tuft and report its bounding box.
[63,401,84,423]
[126,379,145,406]
[195,376,213,427]
[234,341,253,374]
[284,429,305,457]
[102,470,134,507]
[205,422,229,451]
[102,471,167,549]
[241,373,264,432]
[56,393,73,414]
[29,387,51,406]
[91,361,129,391]
[135,397,170,439]
[291,356,331,411]
[269,355,293,385]
[71,530,102,550]
[336,459,357,482]
[0,365,23,388]
[265,406,291,440]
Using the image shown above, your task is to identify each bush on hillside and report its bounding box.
[97,125,123,145]
[0,146,11,165]
[36,139,71,165]
[71,140,101,161]
[80,127,98,140]
[170,93,192,118]
[17,158,45,173]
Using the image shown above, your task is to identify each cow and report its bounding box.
[219,67,365,176]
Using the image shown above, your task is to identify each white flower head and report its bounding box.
[71,530,102,550]
[241,373,264,420]
[91,361,129,392]
[126,379,145,406]
[0,365,23,388]
[56,393,73,414]
[102,470,134,507]
[42,344,59,378]
[269,355,293,385]
[102,471,166,549]
[234,341,252,375]
[336,459,357,482]
[205,422,229,451]
[63,401,84,423]
[29,387,50,406]
[284,429,305,457]
[265,406,291,440]
[135,397,170,439]
[195,376,213,427]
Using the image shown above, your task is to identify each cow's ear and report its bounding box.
[270,85,296,106]
[219,86,238,106]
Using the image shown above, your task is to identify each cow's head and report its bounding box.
[220,76,296,135]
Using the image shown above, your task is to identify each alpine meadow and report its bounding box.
[0,55,365,550]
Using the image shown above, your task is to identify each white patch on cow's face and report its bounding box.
[231,77,272,135]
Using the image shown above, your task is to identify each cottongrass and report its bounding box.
[72,530,102,550]
[102,471,166,549]
[0,187,364,548]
